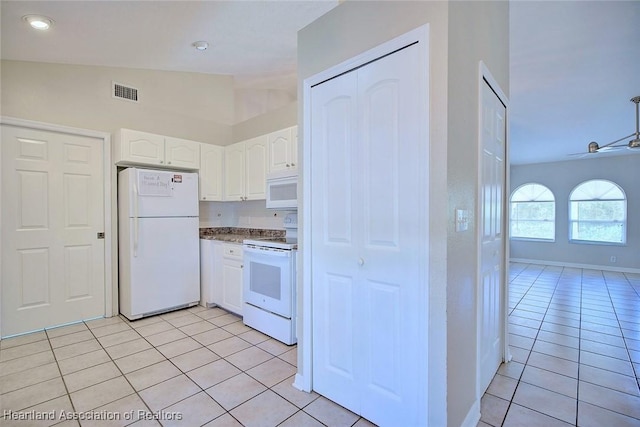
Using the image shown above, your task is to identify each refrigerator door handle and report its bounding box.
[133,174,139,258]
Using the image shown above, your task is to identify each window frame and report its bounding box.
[509,183,556,242]
[568,179,627,246]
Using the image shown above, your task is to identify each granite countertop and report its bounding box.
[199,227,285,243]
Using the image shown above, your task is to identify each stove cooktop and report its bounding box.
[243,237,298,250]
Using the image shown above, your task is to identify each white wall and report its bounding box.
[297,2,509,426]
[510,155,640,271]
[232,101,297,143]
[199,200,292,230]
[1,60,234,145]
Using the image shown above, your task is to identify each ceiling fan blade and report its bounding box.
[597,145,626,152]
[595,133,635,150]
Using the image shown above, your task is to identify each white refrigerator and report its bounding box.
[118,167,200,320]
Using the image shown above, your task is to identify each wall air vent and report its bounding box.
[112,81,139,103]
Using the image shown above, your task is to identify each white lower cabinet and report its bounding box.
[200,239,215,307]
[206,241,244,315]
[200,240,244,315]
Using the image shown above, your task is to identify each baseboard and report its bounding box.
[293,373,311,392]
[510,258,640,275]
[460,399,481,427]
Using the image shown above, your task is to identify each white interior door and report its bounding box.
[478,79,506,393]
[311,68,359,412]
[311,43,426,426]
[1,126,106,337]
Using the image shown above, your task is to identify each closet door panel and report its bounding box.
[311,41,427,427]
[310,70,361,412]
[357,43,424,426]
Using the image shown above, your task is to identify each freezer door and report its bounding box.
[119,217,200,318]
[119,168,199,218]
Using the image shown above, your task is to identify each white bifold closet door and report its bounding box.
[310,42,428,426]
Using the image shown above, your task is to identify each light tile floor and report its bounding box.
[0,305,375,427]
[479,263,640,427]
[3,263,639,427]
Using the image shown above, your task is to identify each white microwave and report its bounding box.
[266,171,298,210]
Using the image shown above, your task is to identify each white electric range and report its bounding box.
[242,213,298,345]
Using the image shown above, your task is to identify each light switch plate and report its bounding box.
[456,209,469,232]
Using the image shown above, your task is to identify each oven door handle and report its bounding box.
[243,245,291,257]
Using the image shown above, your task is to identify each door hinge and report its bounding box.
[97,232,105,239]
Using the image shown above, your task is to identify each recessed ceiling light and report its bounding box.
[23,15,54,30]
[192,41,209,51]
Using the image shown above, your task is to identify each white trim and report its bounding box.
[475,63,511,405]
[301,24,437,425]
[509,258,640,275]
[460,399,481,427]
[0,116,115,333]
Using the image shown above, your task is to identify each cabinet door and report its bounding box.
[221,244,243,315]
[290,126,298,171]
[224,142,245,201]
[165,137,200,170]
[200,239,216,306]
[245,135,268,200]
[200,144,224,201]
[118,129,165,166]
[268,128,294,173]
[212,242,224,306]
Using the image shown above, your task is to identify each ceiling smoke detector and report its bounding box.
[192,41,209,51]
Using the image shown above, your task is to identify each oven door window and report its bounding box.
[250,262,282,300]
[244,252,292,318]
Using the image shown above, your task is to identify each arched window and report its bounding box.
[569,179,626,244]
[510,183,555,241]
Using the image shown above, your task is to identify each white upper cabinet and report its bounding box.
[245,136,268,200]
[268,126,297,173]
[224,136,267,201]
[165,137,201,169]
[224,141,246,201]
[200,143,224,201]
[115,129,200,170]
[115,129,165,166]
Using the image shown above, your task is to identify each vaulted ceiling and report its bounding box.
[2,1,639,165]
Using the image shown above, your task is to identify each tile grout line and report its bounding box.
[574,267,584,426]
[498,264,564,427]
[110,309,310,427]
[82,317,156,427]
[602,271,640,397]
[0,308,339,427]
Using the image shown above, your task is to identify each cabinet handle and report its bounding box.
[286,164,290,167]
[159,160,164,164]
[168,161,172,164]
[241,264,244,269]
[291,162,295,166]
[203,197,207,200]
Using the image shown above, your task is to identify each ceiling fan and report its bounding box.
[582,95,640,155]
